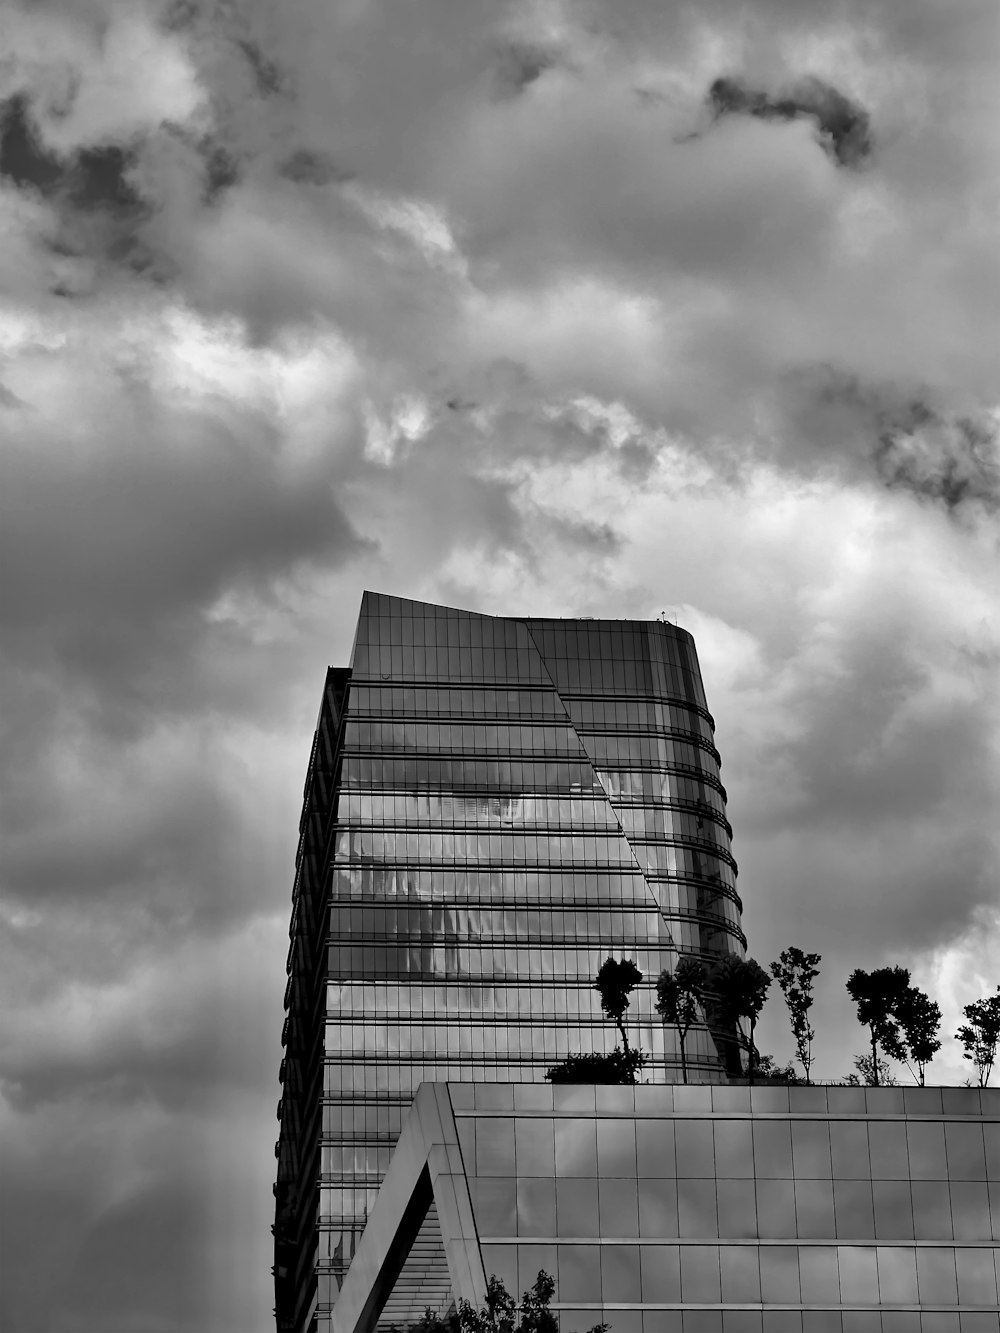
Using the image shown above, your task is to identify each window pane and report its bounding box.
[481,1243,517,1293]
[556,1179,598,1237]
[756,1180,795,1239]
[517,1178,556,1237]
[598,1118,638,1176]
[472,1179,516,1234]
[640,1244,681,1301]
[955,1248,998,1305]
[753,1121,793,1178]
[718,1179,757,1240]
[681,1245,721,1302]
[833,1180,875,1239]
[951,1183,991,1241]
[518,1243,557,1298]
[867,1121,910,1180]
[638,1178,678,1238]
[872,1180,914,1240]
[678,1180,718,1238]
[477,1119,516,1176]
[715,1121,755,1178]
[838,1246,879,1304]
[720,1245,761,1302]
[722,1315,763,1333]
[916,1245,958,1303]
[792,1120,833,1177]
[555,1118,598,1176]
[558,1243,602,1302]
[599,1177,639,1236]
[877,1246,918,1303]
[830,1122,870,1179]
[515,1118,556,1176]
[799,1246,841,1303]
[795,1178,836,1240]
[760,1246,800,1303]
[911,1181,953,1241]
[601,1244,641,1301]
[907,1122,948,1179]
[676,1120,716,1177]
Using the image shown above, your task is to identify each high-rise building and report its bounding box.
[274,593,743,1333]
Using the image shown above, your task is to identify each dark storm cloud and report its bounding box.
[708,75,873,167]
[876,407,1000,511]
[491,41,560,97]
[1,95,145,209]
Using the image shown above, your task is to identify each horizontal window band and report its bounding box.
[481,1237,1000,1250]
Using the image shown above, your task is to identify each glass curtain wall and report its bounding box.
[280,592,744,1325]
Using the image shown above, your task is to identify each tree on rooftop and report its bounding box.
[896,985,942,1086]
[545,958,646,1084]
[845,966,910,1087]
[770,947,821,1083]
[594,957,643,1062]
[956,989,1000,1087]
[655,956,705,1085]
[708,955,772,1085]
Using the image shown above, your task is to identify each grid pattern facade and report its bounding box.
[453,1082,1000,1333]
[276,592,743,1331]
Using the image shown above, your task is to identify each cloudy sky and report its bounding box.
[1,0,998,1328]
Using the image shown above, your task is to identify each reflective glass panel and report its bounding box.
[876,1246,918,1303]
[517,1178,556,1237]
[830,1123,870,1179]
[794,1178,836,1240]
[760,1246,800,1303]
[472,1179,516,1234]
[599,1177,639,1236]
[638,1178,678,1238]
[955,1247,998,1305]
[680,1245,721,1302]
[476,1119,516,1176]
[907,1121,948,1179]
[833,1180,875,1239]
[756,1180,796,1239]
[639,1244,681,1301]
[601,1245,641,1301]
[720,1245,761,1302]
[556,1179,599,1237]
[517,1243,557,1297]
[717,1179,758,1240]
[515,1118,556,1176]
[597,1118,638,1176]
[915,1245,958,1303]
[838,1246,879,1304]
[910,1181,953,1241]
[636,1119,676,1177]
[676,1121,716,1177]
[799,1246,841,1304]
[866,1121,909,1180]
[951,1183,991,1241]
[753,1120,793,1178]
[871,1180,914,1240]
[714,1121,755,1179]
[555,1118,598,1176]
[792,1120,833,1177]
[557,1244,602,1302]
[678,1180,718,1238]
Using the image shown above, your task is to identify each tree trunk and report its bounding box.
[870,1029,880,1087]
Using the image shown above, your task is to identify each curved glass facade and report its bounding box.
[275,593,744,1332]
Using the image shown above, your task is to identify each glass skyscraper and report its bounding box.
[274,592,744,1333]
